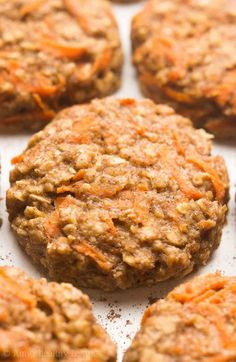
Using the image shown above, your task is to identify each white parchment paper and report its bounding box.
[0,2,235,361]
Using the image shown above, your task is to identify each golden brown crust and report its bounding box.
[132,0,236,139]
[0,0,123,132]
[7,98,229,291]
[124,273,236,362]
[0,266,117,362]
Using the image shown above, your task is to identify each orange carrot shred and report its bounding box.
[92,48,112,74]
[38,38,88,59]
[20,0,47,17]
[162,86,194,104]
[187,156,225,203]
[11,154,24,165]
[173,167,204,200]
[120,99,136,106]
[63,0,92,34]
[72,242,111,271]
[44,210,61,238]
[0,269,36,307]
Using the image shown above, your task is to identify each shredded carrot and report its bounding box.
[1,66,64,97]
[162,86,194,104]
[140,71,192,105]
[63,0,92,34]
[142,305,154,324]
[88,183,124,198]
[38,38,88,59]
[136,35,187,83]
[20,0,47,17]
[44,197,78,238]
[28,74,65,96]
[54,196,77,208]
[173,167,204,200]
[72,241,111,271]
[72,170,86,182]
[172,131,186,156]
[120,99,136,106]
[66,134,92,144]
[11,154,24,165]
[0,269,36,307]
[171,276,236,354]
[56,185,72,194]
[2,56,65,96]
[101,216,117,236]
[187,156,225,203]
[33,94,56,118]
[138,183,149,192]
[44,210,61,238]
[169,273,225,304]
[92,48,112,74]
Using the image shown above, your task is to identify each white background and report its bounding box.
[0,2,236,361]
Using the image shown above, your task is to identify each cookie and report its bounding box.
[0,0,123,131]
[0,266,116,361]
[132,0,236,139]
[124,273,236,362]
[7,98,229,290]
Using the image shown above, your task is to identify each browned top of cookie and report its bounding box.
[0,266,116,361]
[7,98,228,290]
[124,273,236,362]
[132,0,236,123]
[0,0,122,130]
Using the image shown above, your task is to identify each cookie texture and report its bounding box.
[7,98,229,291]
[0,0,123,131]
[123,273,236,362]
[0,266,116,362]
[132,0,236,138]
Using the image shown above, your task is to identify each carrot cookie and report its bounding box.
[124,273,236,362]
[0,266,116,361]
[7,98,229,290]
[132,0,236,138]
[0,0,123,131]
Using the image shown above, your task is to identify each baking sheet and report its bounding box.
[0,2,236,361]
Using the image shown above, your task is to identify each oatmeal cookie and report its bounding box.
[124,273,236,362]
[7,98,229,291]
[0,266,116,362]
[0,0,123,131]
[132,0,236,138]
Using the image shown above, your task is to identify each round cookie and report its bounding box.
[123,273,236,362]
[7,98,229,291]
[0,0,123,131]
[0,266,116,362]
[132,0,236,139]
